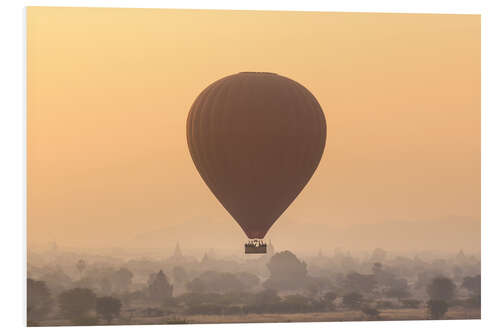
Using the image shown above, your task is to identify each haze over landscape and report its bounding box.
[26,8,480,326]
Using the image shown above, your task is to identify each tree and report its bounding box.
[192,271,244,293]
[263,251,308,291]
[39,267,73,295]
[27,279,53,324]
[185,277,206,293]
[96,296,122,324]
[148,270,173,302]
[255,289,281,305]
[236,272,260,290]
[344,272,377,294]
[76,259,86,279]
[306,276,333,298]
[462,275,481,296]
[111,268,133,293]
[426,277,456,301]
[322,291,337,303]
[427,300,448,319]
[58,288,97,325]
[98,278,112,295]
[318,291,337,311]
[415,271,440,290]
[371,263,397,287]
[343,292,363,309]
[249,289,281,313]
[383,278,411,300]
[280,294,311,313]
[464,294,481,308]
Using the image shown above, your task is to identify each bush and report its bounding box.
[186,271,244,294]
[376,300,395,309]
[278,294,311,313]
[463,294,481,308]
[27,279,53,323]
[141,307,164,317]
[58,288,97,324]
[96,296,122,324]
[343,292,363,309]
[400,299,421,309]
[462,275,481,295]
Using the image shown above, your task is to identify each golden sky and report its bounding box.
[27,7,480,254]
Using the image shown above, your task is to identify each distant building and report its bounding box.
[173,242,183,259]
[456,249,467,263]
[201,252,211,265]
[168,242,186,265]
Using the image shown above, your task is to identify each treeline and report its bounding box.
[27,250,481,326]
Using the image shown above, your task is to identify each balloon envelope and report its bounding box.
[187,72,326,239]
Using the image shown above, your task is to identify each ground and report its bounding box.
[34,307,480,326]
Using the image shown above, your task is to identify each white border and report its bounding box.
[1,1,499,332]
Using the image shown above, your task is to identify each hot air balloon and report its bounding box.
[187,72,326,253]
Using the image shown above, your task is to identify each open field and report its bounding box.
[35,307,480,326]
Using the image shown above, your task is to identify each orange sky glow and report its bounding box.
[27,7,480,255]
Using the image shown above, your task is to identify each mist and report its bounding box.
[27,241,480,325]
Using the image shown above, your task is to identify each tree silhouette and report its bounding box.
[383,278,411,300]
[250,289,281,313]
[96,296,122,324]
[427,300,448,319]
[462,275,481,295]
[236,272,260,290]
[342,292,363,309]
[344,272,377,293]
[98,277,112,295]
[426,277,456,301]
[39,267,72,296]
[27,279,53,325]
[112,268,133,293]
[185,277,205,293]
[187,271,244,293]
[280,294,310,313]
[320,291,337,311]
[58,288,97,325]
[263,251,308,291]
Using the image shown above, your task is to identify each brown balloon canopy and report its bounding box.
[187,72,327,239]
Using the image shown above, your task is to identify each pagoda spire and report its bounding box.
[173,241,183,258]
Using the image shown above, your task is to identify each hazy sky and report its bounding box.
[27,8,480,254]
